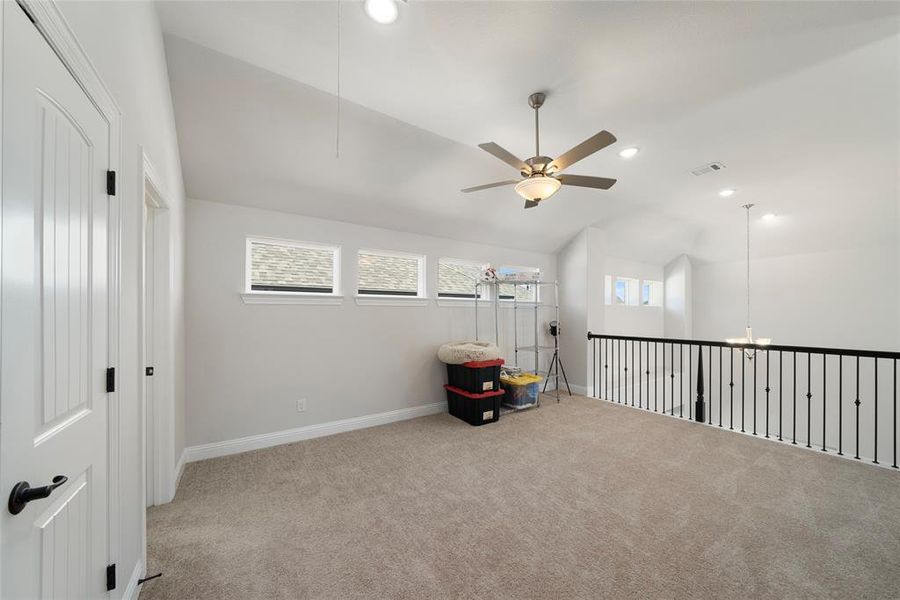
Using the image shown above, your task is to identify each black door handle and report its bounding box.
[8,475,68,515]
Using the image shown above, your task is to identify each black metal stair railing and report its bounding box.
[587,332,900,469]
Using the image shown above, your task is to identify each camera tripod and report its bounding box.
[543,326,571,399]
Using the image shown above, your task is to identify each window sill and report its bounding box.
[355,295,429,307]
[436,297,483,307]
[241,292,344,305]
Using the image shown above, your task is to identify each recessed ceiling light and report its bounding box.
[719,188,736,197]
[364,0,398,24]
[763,213,777,221]
[618,147,639,159]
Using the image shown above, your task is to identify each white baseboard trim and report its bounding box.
[184,401,447,463]
[569,384,588,396]
[173,448,186,492]
[122,559,144,600]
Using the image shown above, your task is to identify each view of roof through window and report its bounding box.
[358,251,421,296]
[438,260,485,298]
[250,240,335,293]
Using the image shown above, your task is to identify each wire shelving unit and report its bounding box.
[474,280,563,405]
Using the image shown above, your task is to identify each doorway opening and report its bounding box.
[141,152,174,513]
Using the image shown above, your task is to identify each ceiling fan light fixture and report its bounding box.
[514,175,561,202]
[364,0,398,24]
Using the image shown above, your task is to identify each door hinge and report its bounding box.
[106,170,116,196]
[106,564,116,591]
[106,367,115,393]
[145,366,154,376]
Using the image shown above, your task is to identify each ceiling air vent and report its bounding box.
[691,162,726,176]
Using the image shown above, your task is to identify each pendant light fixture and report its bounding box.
[726,203,771,357]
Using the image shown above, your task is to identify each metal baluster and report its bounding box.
[741,351,746,433]
[806,352,812,449]
[838,355,843,455]
[893,359,897,469]
[654,343,658,412]
[708,346,713,425]
[688,345,692,420]
[605,338,609,400]
[631,340,635,407]
[778,351,783,441]
[592,338,597,398]
[646,342,651,411]
[719,347,723,427]
[680,344,684,418]
[663,343,667,413]
[855,356,860,460]
[821,354,827,452]
[670,344,675,416]
[874,359,879,464]
[765,351,770,438]
[793,352,797,445]
[729,349,735,430]
[638,342,642,409]
[753,349,758,435]
[616,340,620,403]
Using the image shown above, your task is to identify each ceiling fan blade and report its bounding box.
[461,180,519,193]
[548,130,617,173]
[524,200,540,209]
[557,174,617,190]
[478,142,532,174]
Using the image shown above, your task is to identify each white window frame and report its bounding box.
[241,236,343,305]
[641,279,663,307]
[437,257,489,306]
[614,276,640,306]
[496,265,540,303]
[355,248,428,306]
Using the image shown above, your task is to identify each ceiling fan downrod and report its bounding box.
[529,92,545,158]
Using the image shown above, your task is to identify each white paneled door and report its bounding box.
[2,4,112,599]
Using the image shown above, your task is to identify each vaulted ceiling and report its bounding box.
[158,1,900,261]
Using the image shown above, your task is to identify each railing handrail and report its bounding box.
[587,332,900,360]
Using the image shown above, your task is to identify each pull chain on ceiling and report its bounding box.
[335,0,342,158]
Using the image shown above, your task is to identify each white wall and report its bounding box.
[558,227,667,394]
[600,255,665,338]
[692,244,899,350]
[664,254,692,339]
[55,1,186,594]
[185,199,556,447]
[557,230,589,393]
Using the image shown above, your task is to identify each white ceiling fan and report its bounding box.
[462,92,618,209]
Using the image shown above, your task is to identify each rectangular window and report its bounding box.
[497,266,540,302]
[247,238,340,295]
[642,280,663,306]
[438,259,487,298]
[614,276,639,306]
[357,249,425,297]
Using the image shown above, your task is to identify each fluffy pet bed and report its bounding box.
[438,341,502,365]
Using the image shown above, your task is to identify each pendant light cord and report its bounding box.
[744,204,752,330]
[335,0,342,158]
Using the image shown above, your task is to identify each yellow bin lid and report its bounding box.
[500,372,543,386]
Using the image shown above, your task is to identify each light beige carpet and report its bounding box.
[142,395,900,599]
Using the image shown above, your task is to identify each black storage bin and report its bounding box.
[446,359,504,394]
[444,385,503,426]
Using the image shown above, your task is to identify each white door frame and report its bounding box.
[139,149,176,511]
[1,0,124,592]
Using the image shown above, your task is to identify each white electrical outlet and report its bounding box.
[296,398,307,413]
